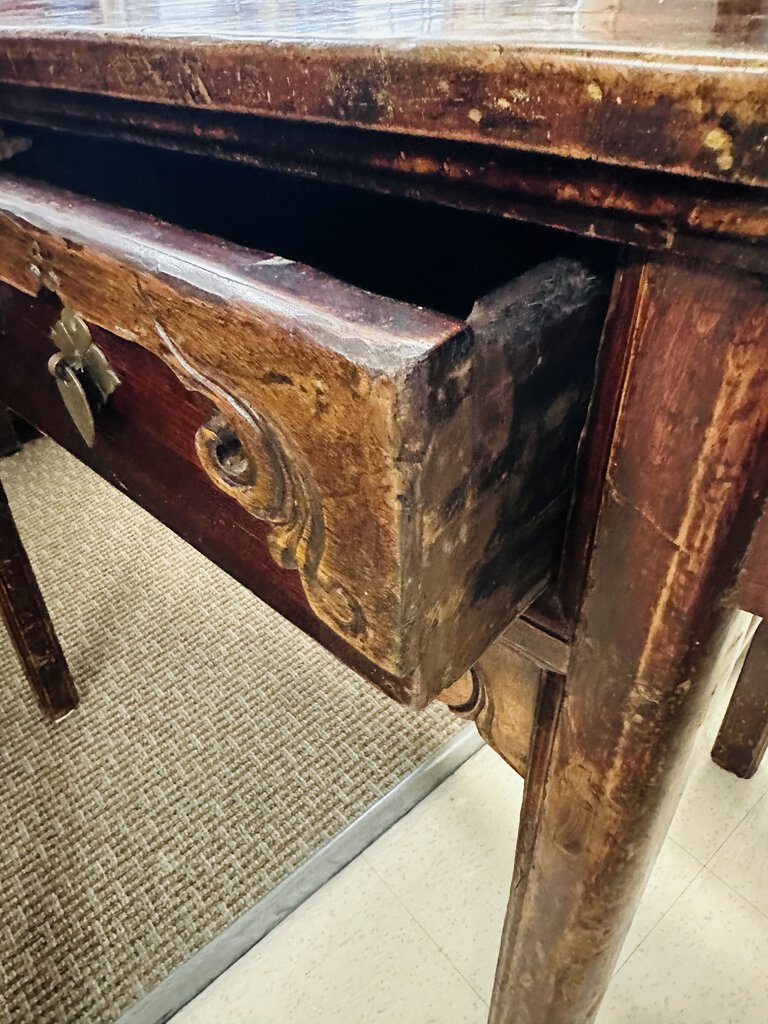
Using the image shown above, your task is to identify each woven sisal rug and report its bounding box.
[0,440,464,1024]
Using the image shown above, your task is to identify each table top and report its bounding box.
[0,0,766,186]
[1,0,766,49]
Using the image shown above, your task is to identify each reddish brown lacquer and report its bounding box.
[1,4,767,1022]
[0,0,767,186]
[0,473,78,719]
[0,176,608,706]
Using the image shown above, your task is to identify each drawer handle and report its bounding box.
[48,308,120,447]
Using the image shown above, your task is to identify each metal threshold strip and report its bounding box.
[117,725,484,1024]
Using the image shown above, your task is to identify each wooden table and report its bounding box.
[0,2,766,1022]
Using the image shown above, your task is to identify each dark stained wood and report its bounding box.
[0,1,767,186]
[0,476,79,719]
[556,258,648,628]
[503,668,567,956]
[437,615,570,776]
[0,407,19,457]
[438,632,544,777]
[489,256,768,1024]
[734,501,768,618]
[517,261,656,638]
[0,8,764,1020]
[713,619,768,778]
[0,176,608,704]
[0,8,763,1021]
[0,286,407,701]
[4,93,768,268]
[2,129,617,322]
[409,262,607,699]
[502,617,570,675]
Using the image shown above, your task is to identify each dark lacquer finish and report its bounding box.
[0,175,609,705]
[0,406,19,456]
[735,500,768,618]
[0,474,79,719]
[0,5,766,1020]
[713,619,768,778]
[0,284,407,700]
[490,254,768,1023]
[0,1,766,185]
[5,97,768,274]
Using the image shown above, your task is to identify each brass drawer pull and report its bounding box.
[0,174,608,705]
[48,308,120,447]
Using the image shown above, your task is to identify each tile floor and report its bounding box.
[172,668,768,1024]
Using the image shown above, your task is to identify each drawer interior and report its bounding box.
[5,126,616,318]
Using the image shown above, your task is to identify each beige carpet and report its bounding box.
[0,439,462,1024]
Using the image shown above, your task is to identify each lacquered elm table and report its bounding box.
[0,3,767,1022]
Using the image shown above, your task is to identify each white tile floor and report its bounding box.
[172,673,768,1024]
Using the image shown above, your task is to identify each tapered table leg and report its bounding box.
[712,620,768,779]
[0,477,78,719]
[488,256,768,1024]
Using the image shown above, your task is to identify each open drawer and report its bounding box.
[0,170,608,707]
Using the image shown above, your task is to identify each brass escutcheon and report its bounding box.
[48,308,120,447]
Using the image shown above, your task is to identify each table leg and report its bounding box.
[712,619,768,779]
[488,256,768,1024]
[0,477,79,719]
[0,406,20,457]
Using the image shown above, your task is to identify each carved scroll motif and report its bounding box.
[154,324,366,640]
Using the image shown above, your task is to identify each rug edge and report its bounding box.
[115,725,485,1024]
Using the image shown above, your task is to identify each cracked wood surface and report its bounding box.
[0,0,767,187]
[4,91,768,268]
[489,254,768,1024]
[0,174,608,705]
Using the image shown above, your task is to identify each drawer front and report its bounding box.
[0,284,407,698]
[0,175,607,705]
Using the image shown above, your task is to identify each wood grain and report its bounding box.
[501,617,570,675]
[0,286,411,700]
[0,176,608,704]
[438,632,544,777]
[0,0,767,185]
[713,618,768,778]
[489,255,768,1023]
[555,258,647,627]
[4,95,768,266]
[0,476,79,719]
[734,500,768,618]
